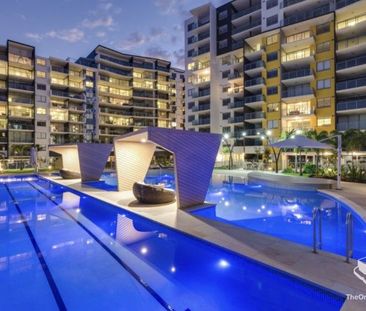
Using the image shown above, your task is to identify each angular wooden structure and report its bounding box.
[49,143,113,182]
[114,127,221,209]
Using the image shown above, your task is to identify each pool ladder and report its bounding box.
[345,212,354,263]
[312,208,322,253]
[313,208,354,263]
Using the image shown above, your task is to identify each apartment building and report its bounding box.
[185,0,366,161]
[0,41,185,167]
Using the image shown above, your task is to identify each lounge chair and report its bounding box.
[132,182,175,204]
[59,169,81,179]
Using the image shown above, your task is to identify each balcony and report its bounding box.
[337,98,366,113]
[244,60,264,75]
[282,32,314,52]
[336,0,360,9]
[244,94,265,109]
[244,111,266,123]
[282,68,313,86]
[283,107,315,118]
[282,49,313,68]
[245,128,263,136]
[232,19,261,36]
[232,4,261,21]
[228,101,245,109]
[198,45,210,56]
[232,41,244,50]
[282,86,314,102]
[192,118,210,126]
[8,82,34,93]
[284,0,305,8]
[336,55,366,74]
[99,54,131,67]
[51,90,85,101]
[228,72,243,81]
[52,66,68,74]
[188,17,210,33]
[245,77,265,91]
[192,103,210,112]
[228,116,244,124]
[284,4,330,26]
[337,36,366,56]
[228,86,244,95]
[244,46,264,61]
[336,77,366,94]
[192,89,210,98]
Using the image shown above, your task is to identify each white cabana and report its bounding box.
[49,143,113,182]
[114,127,221,209]
[270,135,334,150]
[270,135,341,189]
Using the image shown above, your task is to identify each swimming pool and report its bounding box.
[0,175,344,310]
[97,171,366,260]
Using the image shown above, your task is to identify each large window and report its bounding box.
[268,120,279,129]
[266,34,278,45]
[317,79,331,89]
[317,97,331,108]
[317,117,331,126]
[317,60,330,72]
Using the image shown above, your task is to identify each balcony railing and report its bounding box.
[337,98,366,111]
[337,35,366,51]
[192,89,210,98]
[244,94,265,104]
[245,77,265,87]
[282,87,313,98]
[246,128,263,136]
[228,101,245,109]
[337,78,366,90]
[336,55,366,71]
[228,116,244,123]
[245,111,265,120]
[8,82,34,91]
[244,60,264,71]
[232,41,244,50]
[284,0,305,7]
[282,68,312,80]
[336,0,360,9]
[52,90,85,100]
[100,54,131,67]
[192,118,210,125]
[232,3,261,20]
[228,72,243,80]
[284,4,330,26]
[198,31,210,41]
[198,45,210,55]
[9,97,33,105]
[232,19,261,35]
[52,66,68,74]
[192,103,210,112]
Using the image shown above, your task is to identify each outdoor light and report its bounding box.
[140,247,148,255]
[140,138,147,143]
[224,133,230,139]
[218,259,230,268]
[266,130,272,136]
[242,131,247,137]
[291,135,295,139]
[171,121,177,127]
[256,132,260,135]
[295,129,302,135]
[260,135,265,140]
[170,266,176,273]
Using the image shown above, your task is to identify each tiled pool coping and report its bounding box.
[42,174,366,311]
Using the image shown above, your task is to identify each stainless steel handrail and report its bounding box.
[345,212,354,263]
[312,208,322,253]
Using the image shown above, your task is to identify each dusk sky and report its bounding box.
[1,0,225,69]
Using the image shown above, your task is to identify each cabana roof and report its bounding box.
[270,135,333,150]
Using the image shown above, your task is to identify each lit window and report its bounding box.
[85,81,94,88]
[317,117,331,126]
[36,108,46,115]
[36,58,46,66]
[266,34,278,45]
[317,98,331,108]
[36,71,46,78]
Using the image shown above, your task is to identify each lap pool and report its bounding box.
[0,175,345,310]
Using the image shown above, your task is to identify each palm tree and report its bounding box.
[305,129,328,175]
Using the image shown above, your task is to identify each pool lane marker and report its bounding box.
[3,183,67,311]
[27,181,175,311]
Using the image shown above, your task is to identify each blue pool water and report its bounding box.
[0,175,344,310]
[95,171,366,260]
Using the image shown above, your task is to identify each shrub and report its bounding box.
[303,163,316,176]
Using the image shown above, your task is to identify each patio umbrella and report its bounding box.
[30,147,38,172]
[270,135,334,175]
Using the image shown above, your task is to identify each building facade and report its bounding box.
[0,41,185,168]
[185,0,366,162]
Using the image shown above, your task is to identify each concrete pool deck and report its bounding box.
[43,174,366,311]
